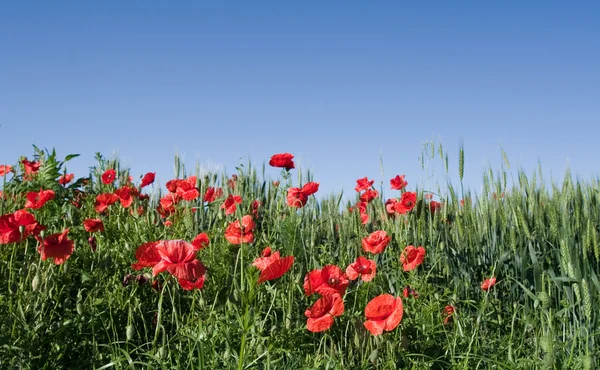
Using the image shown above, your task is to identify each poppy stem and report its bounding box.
[152,276,168,351]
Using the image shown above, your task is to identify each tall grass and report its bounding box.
[0,143,598,369]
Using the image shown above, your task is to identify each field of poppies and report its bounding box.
[0,144,599,369]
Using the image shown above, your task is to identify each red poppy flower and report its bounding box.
[402,286,419,299]
[95,193,119,213]
[58,173,74,186]
[346,256,377,282]
[252,248,294,284]
[286,182,319,208]
[305,293,344,332]
[252,247,279,271]
[355,177,374,192]
[114,186,134,208]
[221,194,243,215]
[350,201,367,214]
[157,193,180,217]
[359,189,379,203]
[269,153,295,171]
[363,294,403,336]
[442,304,455,324]
[400,245,426,272]
[252,200,261,218]
[429,200,442,214]
[394,191,417,214]
[36,228,74,265]
[164,220,173,227]
[21,159,40,177]
[204,187,223,203]
[303,265,349,297]
[224,215,256,245]
[166,177,199,201]
[0,209,44,244]
[390,175,408,190]
[152,240,198,278]
[83,218,104,233]
[385,198,398,216]
[191,232,210,250]
[140,172,156,187]
[481,277,497,291]
[131,241,162,270]
[361,230,391,255]
[176,259,207,290]
[360,212,369,225]
[101,169,116,184]
[25,189,55,209]
[0,165,13,176]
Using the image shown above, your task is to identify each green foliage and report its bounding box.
[0,144,599,369]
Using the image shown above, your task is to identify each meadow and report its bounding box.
[0,143,598,369]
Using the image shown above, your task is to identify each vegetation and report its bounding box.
[0,142,598,369]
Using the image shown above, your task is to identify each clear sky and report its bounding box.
[1,2,598,201]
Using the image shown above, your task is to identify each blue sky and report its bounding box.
[1,2,598,202]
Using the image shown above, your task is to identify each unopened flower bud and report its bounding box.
[88,236,97,253]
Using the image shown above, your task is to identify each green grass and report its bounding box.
[0,143,599,369]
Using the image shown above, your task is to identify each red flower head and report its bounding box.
[359,189,379,203]
[400,245,426,272]
[83,218,104,233]
[166,176,199,201]
[429,200,442,214]
[36,228,74,265]
[58,173,74,186]
[204,187,223,203]
[303,265,349,297]
[385,198,398,216]
[390,175,408,190]
[304,293,344,332]
[25,189,55,209]
[286,182,319,208]
[21,159,40,178]
[346,256,377,282]
[394,191,417,214]
[481,277,497,291]
[252,199,261,218]
[114,186,135,208]
[0,165,14,176]
[269,153,295,171]
[443,304,455,324]
[131,241,162,270]
[151,240,207,290]
[0,209,44,244]
[95,193,119,213]
[363,294,404,336]
[140,172,156,188]
[101,169,116,184]
[221,194,243,216]
[191,232,210,250]
[252,247,294,284]
[224,215,256,245]
[361,230,391,255]
[355,177,374,192]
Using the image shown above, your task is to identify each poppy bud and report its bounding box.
[76,303,83,315]
[136,274,148,286]
[88,236,97,253]
[122,273,133,287]
[32,274,40,291]
[126,324,134,341]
